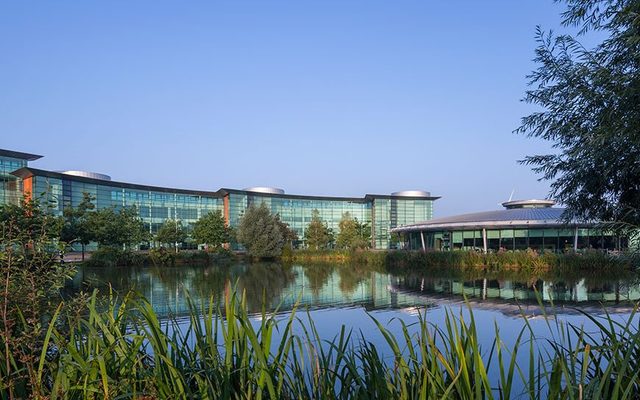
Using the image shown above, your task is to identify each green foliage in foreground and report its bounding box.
[4,289,640,399]
[0,199,79,399]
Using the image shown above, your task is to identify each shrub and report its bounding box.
[83,247,147,268]
[149,247,176,266]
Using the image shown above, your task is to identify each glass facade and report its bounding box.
[0,155,27,205]
[227,192,372,248]
[405,228,627,252]
[1,148,437,250]
[226,192,435,249]
[9,169,436,250]
[373,198,433,248]
[28,175,224,242]
[396,200,634,252]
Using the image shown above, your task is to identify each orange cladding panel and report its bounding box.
[22,177,33,202]
[223,195,230,225]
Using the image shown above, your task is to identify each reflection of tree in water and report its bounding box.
[181,265,232,303]
[73,266,155,298]
[337,264,370,298]
[74,264,232,307]
[234,262,296,313]
[303,264,334,298]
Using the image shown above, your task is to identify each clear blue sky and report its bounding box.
[1,1,575,217]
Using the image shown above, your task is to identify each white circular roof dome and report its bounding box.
[59,170,111,181]
[391,190,431,197]
[243,187,285,195]
[501,199,556,209]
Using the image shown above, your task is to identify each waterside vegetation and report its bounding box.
[3,180,640,400]
[82,247,235,268]
[4,288,640,399]
[385,249,640,274]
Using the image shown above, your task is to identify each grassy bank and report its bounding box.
[81,248,639,275]
[281,248,639,274]
[6,289,640,399]
[385,249,639,274]
[281,249,387,265]
[81,247,237,268]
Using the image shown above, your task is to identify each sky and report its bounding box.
[1,1,578,217]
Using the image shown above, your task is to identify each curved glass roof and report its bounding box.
[391,207,585,232]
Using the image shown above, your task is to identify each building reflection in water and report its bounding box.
[395,274,640,305]
[71,263,640,319]
[72,263,430,318]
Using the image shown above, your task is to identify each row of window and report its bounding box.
[24,176,435,249]
[406,229,628,251]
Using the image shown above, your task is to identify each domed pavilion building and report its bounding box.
[391,199,629,252]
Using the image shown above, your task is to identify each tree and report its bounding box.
[336,212,371,250]
[516,0,640,228]
[59,192,95,260]
[336,212,358,250]
[235,203,284,258]
[355,219,372,249]
[192,210,230,250]
[389,231,401,249]
[156,219,187,253]
[304,209,332,250]
[275,213,299,249]
[87,206,147,249]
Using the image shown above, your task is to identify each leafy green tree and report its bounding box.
[336,213,371,250]
[0,197,62,245]
[275,213,299,249]
[236,203,284,258]
[156,219,187,253]
[60,192,95,260]
[355,219,372,249]
[87,206,147,249]
[389,231,401,249]
[304,209,332,250]
[336,212,358,250]
[517,0,640,228]
[192,210,230,250]
[0,197,73,396]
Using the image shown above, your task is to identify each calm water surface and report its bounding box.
[69,263,640,396]
[70,262,640,345]
[73,262,640,316]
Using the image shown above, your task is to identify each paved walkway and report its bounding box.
[62,252,86,262]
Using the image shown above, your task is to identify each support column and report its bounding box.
[420,231,426,252]
[573,226,579,251]
[482,278,487,300]
[482,228,488,253]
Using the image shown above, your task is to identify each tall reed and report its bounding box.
[10,290,640,399]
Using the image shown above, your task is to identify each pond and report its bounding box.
[69,262,640,396]
[70,262,640,342]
